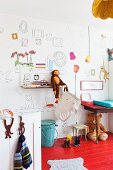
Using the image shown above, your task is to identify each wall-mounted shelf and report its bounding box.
[21,84,52,89]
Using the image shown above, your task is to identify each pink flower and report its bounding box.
[29,50,36,55]
[11,51,17,58]
[25,52,29,56]
[17,53,25,57]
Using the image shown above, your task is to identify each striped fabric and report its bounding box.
[14,135,32,170]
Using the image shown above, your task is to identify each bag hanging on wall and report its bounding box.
[14,134,32,170]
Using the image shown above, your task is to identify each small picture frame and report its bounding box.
[12,33,18,40]
[91,69,95,76]
[80,80,103,90]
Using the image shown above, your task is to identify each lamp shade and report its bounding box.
[92,0,113,19]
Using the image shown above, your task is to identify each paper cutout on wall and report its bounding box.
[19,20,28,33]
[11,33,18,40]
[70,52,76,60]
[53,51,67,67]
[74,65,80,73]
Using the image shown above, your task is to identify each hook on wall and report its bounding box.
[18,116,25,135]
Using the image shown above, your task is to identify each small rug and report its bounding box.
[47,157,88,170]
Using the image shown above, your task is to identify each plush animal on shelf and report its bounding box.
[87,112,108,141]
[51,70,68,103]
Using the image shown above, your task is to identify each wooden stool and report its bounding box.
[73,124,89,140]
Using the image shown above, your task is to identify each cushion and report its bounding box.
[93,100,113,108]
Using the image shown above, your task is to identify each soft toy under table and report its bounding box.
[93,100,113,108]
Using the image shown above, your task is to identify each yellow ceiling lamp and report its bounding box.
[92,0,113,19]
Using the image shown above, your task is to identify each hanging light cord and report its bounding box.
[88,26,90,56]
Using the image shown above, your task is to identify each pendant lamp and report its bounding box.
[92,0,113,19]
[85,26,91,63]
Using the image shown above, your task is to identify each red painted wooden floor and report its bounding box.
[42,132,113,170]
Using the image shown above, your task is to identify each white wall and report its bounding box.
[108,60,113,132]
[0,13,111,138]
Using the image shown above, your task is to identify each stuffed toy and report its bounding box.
[87,112,108,141]
[51,70,68,103]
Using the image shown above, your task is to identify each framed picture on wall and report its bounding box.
[80,80,103,90]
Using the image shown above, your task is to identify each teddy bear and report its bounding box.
[51,70,68,103]
[87,112,108,141]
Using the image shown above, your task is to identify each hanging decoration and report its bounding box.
[107,48,113,61]
[100,60,109,82]
[85,26,91,63]
[70,52,76,60]
[92,0,113,20]
[74,65,79,73]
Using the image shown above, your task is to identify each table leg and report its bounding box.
[95,113,98,144]
[84,128,87,141]
[73,127,74,137]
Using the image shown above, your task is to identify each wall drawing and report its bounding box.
[21,38,29,47]
[32,28,44,38]
[35,38,42,45]
[11,50,36,67]
[45,33,52,41]
[53,51,67,68]
[19,20,28,33]
[0,69,15,83]
[24,94,34,109]
[52,37,63,47]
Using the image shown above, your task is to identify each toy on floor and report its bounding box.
[51,70,68,103]
[73,136,80,146]
[66,134,72,143]
[62,134,72,148]
[87,112,108,141]
[62,139,71,148]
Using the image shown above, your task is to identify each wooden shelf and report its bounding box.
[21,84,52,89]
